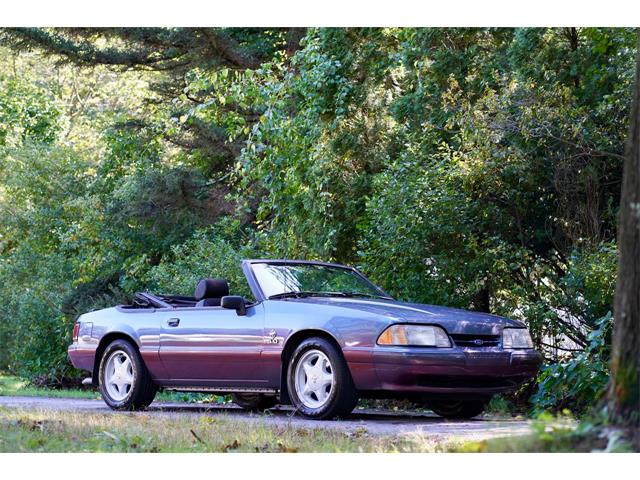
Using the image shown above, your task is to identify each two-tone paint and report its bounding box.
[68,259,542,401]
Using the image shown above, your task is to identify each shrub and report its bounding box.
[531,312,612,413]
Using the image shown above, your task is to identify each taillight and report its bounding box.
[72,323,80,342]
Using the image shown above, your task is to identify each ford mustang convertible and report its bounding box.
[68,259,542,419]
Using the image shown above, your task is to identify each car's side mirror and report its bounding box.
[221,295,246,316]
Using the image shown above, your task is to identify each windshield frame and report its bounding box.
[241,259,392,302]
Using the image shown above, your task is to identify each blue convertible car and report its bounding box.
[69,259,542,419]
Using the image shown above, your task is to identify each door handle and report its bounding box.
[166,318,180,327]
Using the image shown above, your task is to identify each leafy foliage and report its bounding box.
[532,313,612,412]
[0,75,61,145]
[136,220,256,300]
[0,29,633,415]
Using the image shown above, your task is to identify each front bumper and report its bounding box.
[370,347,542,396]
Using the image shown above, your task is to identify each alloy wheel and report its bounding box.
[293,349,335,409]
[104,350,134,401]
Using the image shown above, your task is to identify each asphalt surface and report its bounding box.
[0,395,533,442]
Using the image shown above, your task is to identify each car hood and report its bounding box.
[287,297,525,335]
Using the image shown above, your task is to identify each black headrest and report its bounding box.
[194,278,229,301]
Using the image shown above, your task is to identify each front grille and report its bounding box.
[450,333,500,348]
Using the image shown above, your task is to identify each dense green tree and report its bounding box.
[0,28,305,173]
[0,28,635,419]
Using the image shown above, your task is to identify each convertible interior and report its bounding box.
[124,278,231,310]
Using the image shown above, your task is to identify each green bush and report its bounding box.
[531,313,612,413]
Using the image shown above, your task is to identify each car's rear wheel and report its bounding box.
[286,337,358,420]
[99,339,157,410]
[429,400,486,419]
[232,393,278,411]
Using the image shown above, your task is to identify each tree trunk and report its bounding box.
[286,28,307,58]
[608,30,640,449]
[566,27,580,88]
[470,281,491,314]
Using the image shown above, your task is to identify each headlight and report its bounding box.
[502,328,533,349]
[377,325,452,347]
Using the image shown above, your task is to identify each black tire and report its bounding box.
[232,393,278,411]
[98,339,157,410]
[286,337,358,420]
[429,400,486,419]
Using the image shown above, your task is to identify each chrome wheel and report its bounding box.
[104,350,134,401]
[294,349,334,409]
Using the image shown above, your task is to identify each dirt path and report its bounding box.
[0,395,533,441]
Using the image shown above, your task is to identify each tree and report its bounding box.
[608,30,640,449]
[0,28,306,174]
[0,28,635,407]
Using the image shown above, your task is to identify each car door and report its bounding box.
[158,303,267,387]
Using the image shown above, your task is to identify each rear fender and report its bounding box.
[92,324,166,384]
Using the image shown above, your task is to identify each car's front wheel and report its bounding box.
[232,393,278,411]
[98,339,157,410]
[429,400,486,419]
[286,337,358,420]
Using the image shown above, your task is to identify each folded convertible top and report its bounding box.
[132,292,197,309]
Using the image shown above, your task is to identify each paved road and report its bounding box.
[0,395,533,441]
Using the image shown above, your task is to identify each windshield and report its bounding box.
[250,263,391,300]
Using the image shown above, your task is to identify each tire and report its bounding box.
[98,339,157,410]
[429,400,486,419]
[232,393,278,411]
[286,337,358,420]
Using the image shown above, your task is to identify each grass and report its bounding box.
[0,407,459,453]
[2,405,632,453]
[0,373,222,403]
[4,374,630,452]
[0,375,98,399]
[453,413,635,453]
